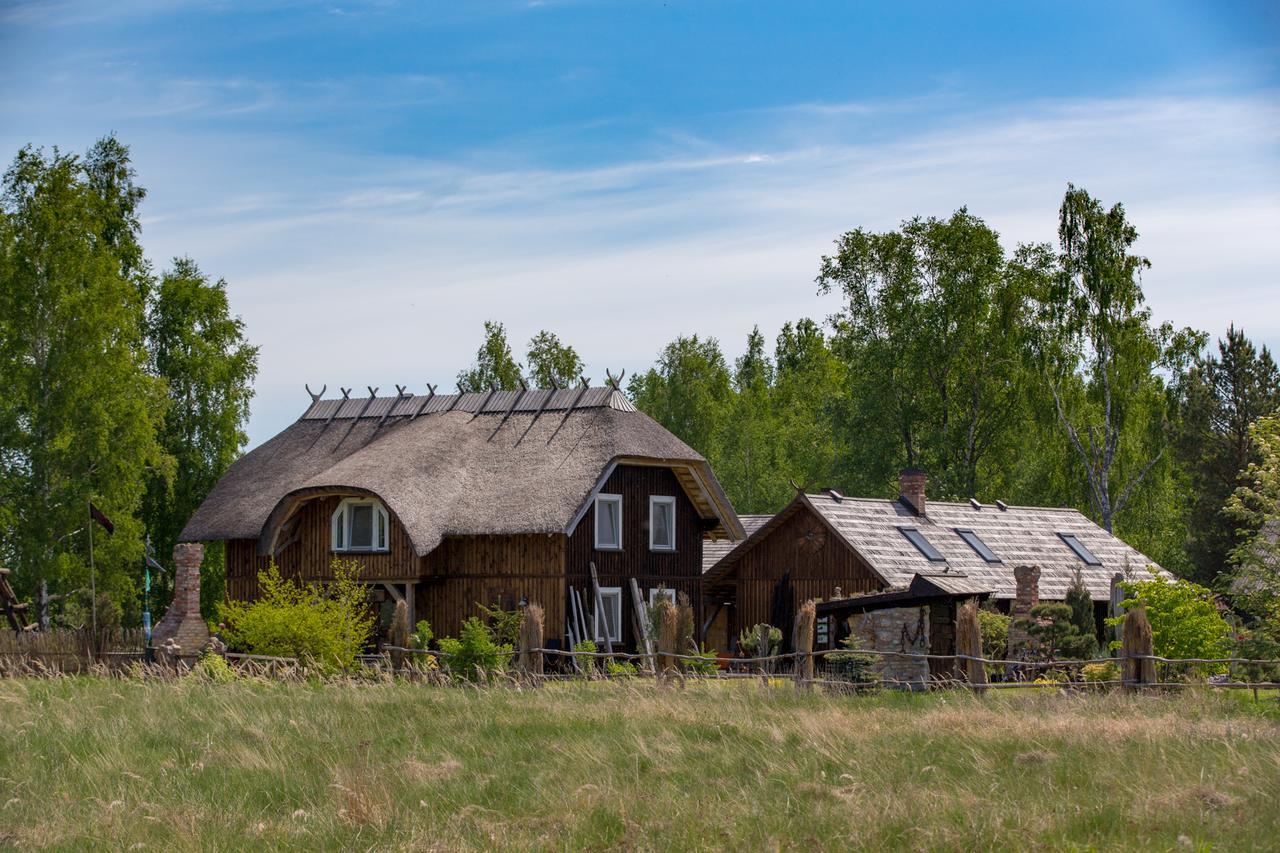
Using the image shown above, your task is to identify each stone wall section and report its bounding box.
[849,606,930,690]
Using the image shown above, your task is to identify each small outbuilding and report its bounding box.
[702,470,1166,655]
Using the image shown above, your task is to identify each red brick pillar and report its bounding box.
[1006,564,1040,665]
[152,543,211,654]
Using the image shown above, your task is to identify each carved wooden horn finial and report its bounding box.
[305,383,326,403]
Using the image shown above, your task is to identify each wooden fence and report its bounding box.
[0,627,147,673]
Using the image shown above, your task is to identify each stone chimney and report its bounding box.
[152,543,211,654]
[899,469,927,516]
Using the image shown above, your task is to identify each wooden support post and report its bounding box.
[1121,602,1156,691]
[756,623,772,687]
[956,598,988,693]
[1109,572,1125,648]
[795,600,816,695]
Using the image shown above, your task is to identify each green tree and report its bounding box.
[628,335,733,466]
[1035,185,1204,533]
[817,209,1038,502]
[1177,327,1280,586]
[144,257,258,618]
[457,321,524,392]
[1225,415,1280,625]
[0,140,170,627]
[1064,571,1099,657]
[1108,573,1232,663]
[770,319,843,499]
[717,327,778,513]
[525,330,584,389]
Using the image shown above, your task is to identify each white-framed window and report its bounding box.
[594,494,623,550]
[649,586,677,606]
[595,586,623,643]
[649,495,676,552]
[331,497,390,553]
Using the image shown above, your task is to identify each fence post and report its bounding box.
[656,599,678,687]
[388,599,408,673]
[795,601,815,695]
[518,603,544,682]
[956,599,988,694]
[1121,603,1155,691]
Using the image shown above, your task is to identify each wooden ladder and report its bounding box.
[0,568,33,631]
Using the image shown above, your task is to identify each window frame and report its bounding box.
[649,586,677,606]
[595,586,623,643]
[898,526,946,562]
[594,493,623,550]
[649,495,677,552]
[1058,532,1102,566]
[330,497,391,554]
[955,528,1001,563]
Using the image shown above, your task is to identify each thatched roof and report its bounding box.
[702,514,771,573]
[181,387,743,555]
[704,491,1166,601]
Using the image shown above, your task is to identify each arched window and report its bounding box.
[331,497,390,553]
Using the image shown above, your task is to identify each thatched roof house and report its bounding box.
[184,385,743,646]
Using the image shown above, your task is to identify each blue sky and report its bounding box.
[3,1,1278,446]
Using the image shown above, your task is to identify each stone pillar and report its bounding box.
[152,543,211,655]
[1006,564,1040,664]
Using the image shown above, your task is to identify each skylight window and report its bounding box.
[1058,533,1102,566]
[955,529,1000,563]
[898,527,945,562]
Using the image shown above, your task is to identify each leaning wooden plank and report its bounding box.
[588,562,614,657]
[629,577,656,673]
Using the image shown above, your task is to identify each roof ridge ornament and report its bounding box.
[336,386,377,450]
[308,386,351,448]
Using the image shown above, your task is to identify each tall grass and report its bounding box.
[1,679,1277,850]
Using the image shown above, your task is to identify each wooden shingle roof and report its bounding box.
[706,492,1166,601]
[702,515,771,573]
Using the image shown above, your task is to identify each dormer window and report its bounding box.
[331,498,390,553]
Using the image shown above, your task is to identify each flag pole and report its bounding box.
[87,497,98,654]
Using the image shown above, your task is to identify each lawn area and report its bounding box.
[2,678,1278,851]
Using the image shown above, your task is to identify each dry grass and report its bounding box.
[1,678,1278,850]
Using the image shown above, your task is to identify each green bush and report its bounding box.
[681,644,720,676]
[1016,603,1096,662]
[437,617,513,681]
[827,633,877,685]
[738,624,782,656]
[1081,661,1119,683]
[978,609,1010,661]
[1106,572,1233,663]
[217,558,375,674]
[605,658,637,677]
[409,619,433,650]
[190,651,237,684]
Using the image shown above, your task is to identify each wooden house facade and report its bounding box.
[183,386,743,649]
[702,470,1165,655]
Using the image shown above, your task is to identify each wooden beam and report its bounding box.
[588,562,614,656]
[489,383,528,441]
[411,384,437,420]
[547,377,590,445]
[336,386,378,449]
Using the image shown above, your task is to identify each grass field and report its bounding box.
[2,678,1278,851]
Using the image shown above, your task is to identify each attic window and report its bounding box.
[594,494,622,550]
[955,529,1000,563]
[331,498,389,553]
[1058,533,1101,566]
[898,527,945,562]
[649,495,676,552]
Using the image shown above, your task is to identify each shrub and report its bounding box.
[605,659,637,677]
[978,609,1010,661]
[1065,571,1098,654]
[572,639,598,675]
[681,644,720,676]
[1234,628,1280,684]
[827,633,877,685]
[1016,603,1096,661]
[191,650,237,684]
[1081,661,1120,683]
[1106,571,1233,663]
[738,624,782,656]
[409,620,433,650]
[475,602,523,647]
[437,617,513,681]
[217,559,375,674]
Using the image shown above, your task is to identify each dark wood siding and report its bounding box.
[721,503,886,650]
[224,496,567,642]
[565,464,705,650]
[417,534,565,642]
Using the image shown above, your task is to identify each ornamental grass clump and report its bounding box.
[217,558,375,674]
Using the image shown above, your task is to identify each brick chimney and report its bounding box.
[152,543,211,654]
[1006,564,1041,665]
[899,469,927,516]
